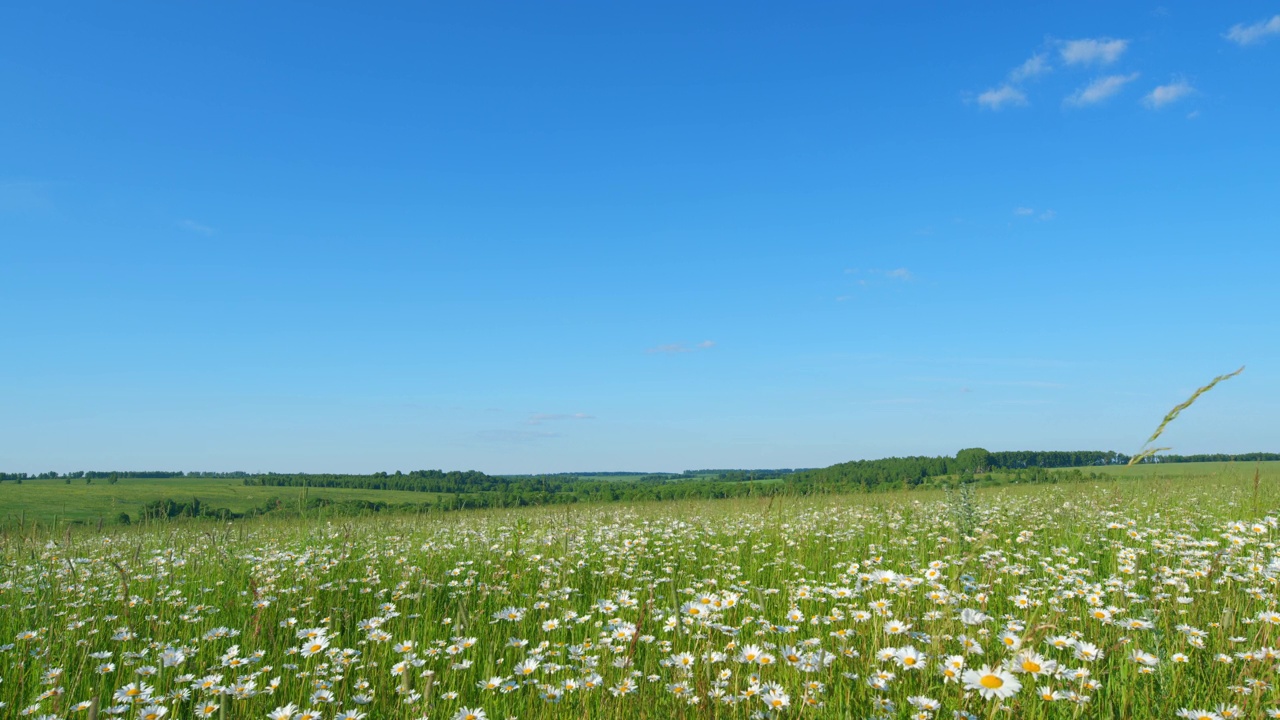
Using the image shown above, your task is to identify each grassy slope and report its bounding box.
[3,461,1276,526]
[0,476,441,524]
[1083,459,1280,476]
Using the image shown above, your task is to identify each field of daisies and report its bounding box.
[0,472,1273,720]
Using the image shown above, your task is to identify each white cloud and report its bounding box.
[977,85,1027,110]
[846,268,915,281]
[646,341,716,354]
[1060,37,1129,66]
[1014,207,1055,220]
[527,412,595,425]
[475,429,559,443]
[1009,53,1051,82]
[1143,80,1194,109]
[178,219,215,236]
[1064,73,1140,107]
[647,343,689,354]
[970,52,1050,111]
[1225,14,1280,45]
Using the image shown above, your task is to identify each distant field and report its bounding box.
[0,475,441,525]
[3,461,1276,527]
[1081,459,1280,476]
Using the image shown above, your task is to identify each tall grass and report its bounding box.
[0,468,1275,720]
[1128,366,1244,465]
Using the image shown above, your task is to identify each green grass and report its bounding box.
[1,469,1276,719]
[1084,459,1280,477]
[0,475,442,525]
[5,461,1276,528]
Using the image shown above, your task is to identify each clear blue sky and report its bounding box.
[3,2,1278,474]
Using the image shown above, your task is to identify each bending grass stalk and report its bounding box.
[1128,366,1244,466]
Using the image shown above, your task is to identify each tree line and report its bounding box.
[3,451,1275,492]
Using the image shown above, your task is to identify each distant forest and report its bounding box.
[3,451,1277,522]
[3,450,1276,485]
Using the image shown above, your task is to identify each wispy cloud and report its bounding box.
[475,429,559,443]
[646,340,716,354]
[845,268,915,282]
[1065,73,1139,107]
[869,397,926,406]
[650,340,691,353]
[1014,207,1056,221]
[976,85,1027,110]
[178,219,215,236]
[1009,52,1051,82]
[1225,14,1280,45]
[840,268,915,300]
[526,412,595,426]
[1143,80,1195,109]
[1060,37,1129,66]
[972,51,1048,110]
[915,376,1066,389]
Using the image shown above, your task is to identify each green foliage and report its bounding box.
[943,479,978,540]
[955,447,992,473]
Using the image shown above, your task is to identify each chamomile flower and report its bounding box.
[962,665,1022,700]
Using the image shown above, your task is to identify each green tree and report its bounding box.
[955,447,992,474]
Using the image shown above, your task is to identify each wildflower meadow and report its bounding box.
[1,469,1274,720]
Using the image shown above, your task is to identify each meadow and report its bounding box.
[6,461,1276,531]
[0,476,444,526]
[0,464,1275,720]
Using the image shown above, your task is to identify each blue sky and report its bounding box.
[3,2,1278,474]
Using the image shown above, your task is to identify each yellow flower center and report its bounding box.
[979,674,1004,689]
[1023,660,1041,673]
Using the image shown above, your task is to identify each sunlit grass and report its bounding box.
[1,466,1276,719]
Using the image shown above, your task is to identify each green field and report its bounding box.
[1085,459,1280,477]
[3,461,1277,528]
[0,475,442,525]
[1,466,1277,719]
